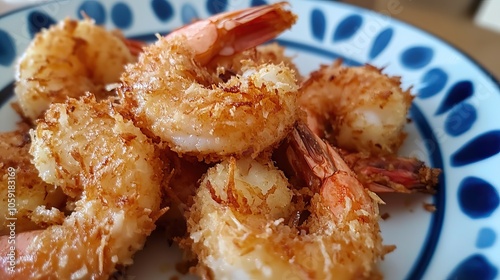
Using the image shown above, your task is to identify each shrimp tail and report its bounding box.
[274,123,440,195]
[221,1,297,52]
[341,152,441,194]
[275,123,362,194]
[167,1,297,64]
[274,122,329,193]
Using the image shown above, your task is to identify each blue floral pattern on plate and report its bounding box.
[0,0,498,279]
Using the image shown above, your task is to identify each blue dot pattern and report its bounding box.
[311,9,326,41]
[448,254,498,280]
[369,28,393,59]
[206,0,227,15]
[458,177,499,218]
[444,103,476,136]
[111,2,133,29]
[401,46,433,69]
[0,1,495,278]
[451,130,500,166]
[151,0,174,22]
[476,228,496,249]
[418,68,448,99]
[251,0,268,7]
[181,3,198,24]
[27,11,56,38]
[333,14,362,42]
[0,29,16,66]
[78,1,106,24]
[436,81,473,115]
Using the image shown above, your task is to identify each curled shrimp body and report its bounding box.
[0,96,163,278]
[15,18,137,122]
[300,61,413,155]
[0,125,66,235]
[185,123,384,280]
[119,2,299,162]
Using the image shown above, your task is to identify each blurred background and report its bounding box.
[344,0,500,79]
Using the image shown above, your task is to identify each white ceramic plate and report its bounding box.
[0,0,499,279]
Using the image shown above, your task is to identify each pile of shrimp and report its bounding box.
[0,2,440,279]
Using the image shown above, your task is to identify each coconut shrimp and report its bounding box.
[0,124,66,235]
[299,60,413,155]
[0,96,164,279]
[184,122,385,280]
[119,2,299,162]
[15,18,138,122]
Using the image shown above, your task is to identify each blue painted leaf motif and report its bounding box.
[251,0,267,6]
[400,46,433,69]
[151,0,174,22]
[311,9,326,41]
[77,1,106,24]
[418,68,448,99]
[181,4,199,24]
[206,0,227,14]
[0,30,15,66]
[435,80,473,115]
[111,3,133,29]
[333,14,362,42]
[476,228,496,249]
[369,28,393,59]
[444,103,477,136]
[451,130,500,166]
[447,254,498,280]
[27,11,56,38]
[458,177,499,218]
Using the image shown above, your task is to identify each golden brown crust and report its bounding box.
[300,60,413,155]
[7,96,165,278]
[119,32,299,163]
[185,152,383,279]
[0,124,67,235]
[15,18,136,121]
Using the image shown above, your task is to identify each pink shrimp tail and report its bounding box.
[341,152,441,194]
[166,1,297,65]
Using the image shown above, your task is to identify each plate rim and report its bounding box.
[0,1,498,279]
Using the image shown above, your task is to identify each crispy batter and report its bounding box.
[300,60,414,155]
[158,149,210,241]
[185,125,384,280]
[0,124,66,235]
[3,96,164,278]
[15,18,136,122]
[119,3,299,163]
[0,3,440,279]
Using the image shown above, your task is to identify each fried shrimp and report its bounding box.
[0,124,66,235]
[299,60,413,155]
[0,96,164,279]
[15,18,137,122]
[119,2,299,162]
[185,123,384,280]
